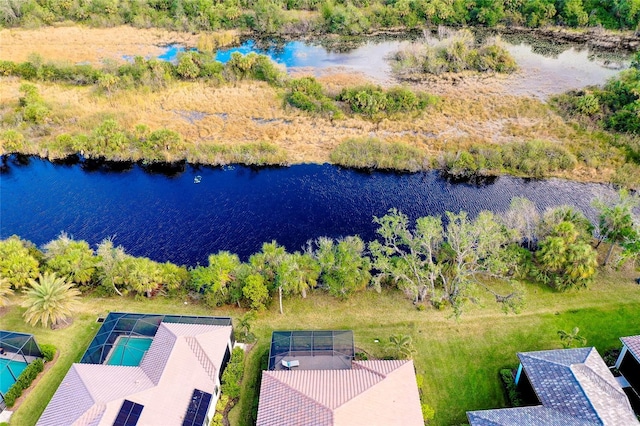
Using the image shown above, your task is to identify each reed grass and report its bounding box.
[329,137,430,171]
[0,75,631,182]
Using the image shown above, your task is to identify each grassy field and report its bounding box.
[3,266,640,426]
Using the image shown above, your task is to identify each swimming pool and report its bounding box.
[105,337,153,366]
[0,358,28,395]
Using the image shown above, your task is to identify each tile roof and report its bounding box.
[37,322,232,426]
[467,347,639,426]
[256,359,423,426]
[621,335,640,362]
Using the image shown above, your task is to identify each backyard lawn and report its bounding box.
[2,268,640,426]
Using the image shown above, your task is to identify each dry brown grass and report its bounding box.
[0,25,232,64]
[0,75,614,172]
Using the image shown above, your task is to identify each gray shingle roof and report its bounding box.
[467,347,639,426]
[621,335,640,362]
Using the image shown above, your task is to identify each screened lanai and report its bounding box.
[268,330,354,371]
[80,312,233,365]
[0,331,43,409]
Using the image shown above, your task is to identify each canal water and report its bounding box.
[0,156,615,266]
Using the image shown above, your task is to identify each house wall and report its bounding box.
[619,351,640,392]
[515,370,540,406]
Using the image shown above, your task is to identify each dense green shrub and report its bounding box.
[39,344,57,362]
[554,67,640,135]
[3,358,44,407]
[221,347,245,399]
[285,77,343,118]
[330,138,429,172]
[337,85,437,118]
[499,368,523,407]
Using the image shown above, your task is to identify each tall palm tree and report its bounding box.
[0,277,14,307]
[21,272,80,328]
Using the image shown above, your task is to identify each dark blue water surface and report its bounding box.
[0,157,614,266]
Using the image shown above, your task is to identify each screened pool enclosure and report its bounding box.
[268,330,355,371]
[0,331,43,410]
[81,312,233,366]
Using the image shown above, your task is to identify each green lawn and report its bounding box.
[3,269,640,426]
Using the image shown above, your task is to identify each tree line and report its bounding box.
[2,192,639,327]
[1,0,638,33]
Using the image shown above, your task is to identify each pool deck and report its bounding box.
[273,354,352,371]
[0,353,38,363]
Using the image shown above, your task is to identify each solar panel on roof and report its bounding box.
[113,399,144,426]
[182,389,213,426]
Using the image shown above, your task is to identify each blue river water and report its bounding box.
[0,156,614,266]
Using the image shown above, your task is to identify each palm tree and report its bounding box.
[236,311,257,343]
[388,334,416,360]
[558,327,587,349]
[0,277,14,307]
[22,272,80,328]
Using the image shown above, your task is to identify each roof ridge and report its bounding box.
[519,347,591,368]
[573,361,633,420]
[352,359,407,379]
[73,364,100,403]
[266,371,335,414]
[159,322,177,338]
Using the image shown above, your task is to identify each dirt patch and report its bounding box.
[51,317,74,330]
[0,25,201,64]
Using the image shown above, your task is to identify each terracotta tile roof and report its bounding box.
[37,322,232,426]
[467,347,639,426]
[621,335,640,362]
[256,359,423,426]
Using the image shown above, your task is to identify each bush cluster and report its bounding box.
[221,347,245,400]
[285,77,343,119]
[555,64,640,136]
[3,358,45,407]
[39,344,56,362]
[337,85,438,118]
[0,51,285,92]
[441,140,577,179]
[330,138,429,172]
[391,31,517,76]
[499,368,523,407]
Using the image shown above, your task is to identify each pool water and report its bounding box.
[0,358,28,395]
[106,337,153,366]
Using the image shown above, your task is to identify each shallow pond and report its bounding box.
[155,33,628,97]
[0,157,615,266]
